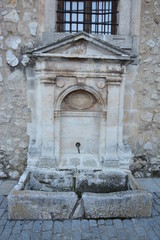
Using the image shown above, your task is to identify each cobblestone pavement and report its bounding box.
[0,192,159,240]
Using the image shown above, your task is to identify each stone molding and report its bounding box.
[26,33,133,170]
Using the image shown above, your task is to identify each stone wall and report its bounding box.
[129,0,160,177]
[0,0,160,179]
[0,0,39,179]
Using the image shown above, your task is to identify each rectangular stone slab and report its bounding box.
[8,190,78,220]
[82,190,152,218]
[76,171,128,193]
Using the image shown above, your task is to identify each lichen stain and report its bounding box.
[10,0,17,6]
[12,203,35,219]
[12,204,27,219]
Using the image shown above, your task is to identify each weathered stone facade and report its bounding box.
[0,0,38,179]
[128,0,160,177]
[0,0,160,179]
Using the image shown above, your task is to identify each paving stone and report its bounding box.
[132,218,150,232]
[0,226,4,234]
[63,232,72,240]
[42,230,52,240]
[90,238,100,240]
[1,211,8,219]
[129,234,141,240]
[137,179,160,192]
[89,219,97,227]
[90,226,100,238]
[101,232,109,240]
[63,234,73,239]
[116,229,129,240]
[152,226,160,237]
[107,225,117,238]
[53,221,63,233]
[72,231,81,240]
[151,206,159,216]
[23,220,34,230]
[0,227,12,240]
[155,192,160,196]
[132,218,141,226]
[52,234,63,240]
[109,238,119,240]
[137,218,150,227]
[31,231,41,239]
[81,231,92,239]
[152,197,160,205]
[153,179,160,187]
[32,220,42,232]
[1,197,8,208]
[113,219,124,229]
[81,220,89,230]
[20,230,31,240]
[0,209,5,217]
[125,226,138,235]
[0,195,4,204]
[9,233,20,240]
[135,226,148,236]
[0,182,17,196]
[139,236,149,240]
[63,234,72,240]
[0,219,7,226]
[97,219,105,225]
[63,219,72,232]
[153,203,160,213]
[12,221,24,234]
[42,220,53,231]
[147,218,157,227]
[72,220,81,231]
[98,224,107,233]
[145,228,160,240]
[5,220,16,229]
[154,216,160,226]
[153,192,159,200]
[123,219,134,229]
[154,197,160,205]
[105,220,113,225]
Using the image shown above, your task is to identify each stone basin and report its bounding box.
[8,169,152,220]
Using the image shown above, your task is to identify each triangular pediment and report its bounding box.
[28,32,133,61]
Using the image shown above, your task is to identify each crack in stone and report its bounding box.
[69,198,85,219]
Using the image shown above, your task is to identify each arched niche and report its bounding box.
[61,90,101,111]
[57,89,105,168]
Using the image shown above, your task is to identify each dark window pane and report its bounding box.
[57,0,119,34]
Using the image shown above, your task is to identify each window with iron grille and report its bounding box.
[57,0,119,34]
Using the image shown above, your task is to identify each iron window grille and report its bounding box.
[57,0,119,34]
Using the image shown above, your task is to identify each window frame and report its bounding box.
[57,0,119,35]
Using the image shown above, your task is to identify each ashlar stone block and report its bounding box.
[83,191,152,219]
[8,190,78,220]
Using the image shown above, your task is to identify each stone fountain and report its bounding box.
[8,33,152,219]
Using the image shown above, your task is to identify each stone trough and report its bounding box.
[8,169,152,220]
[7,33,152,220]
